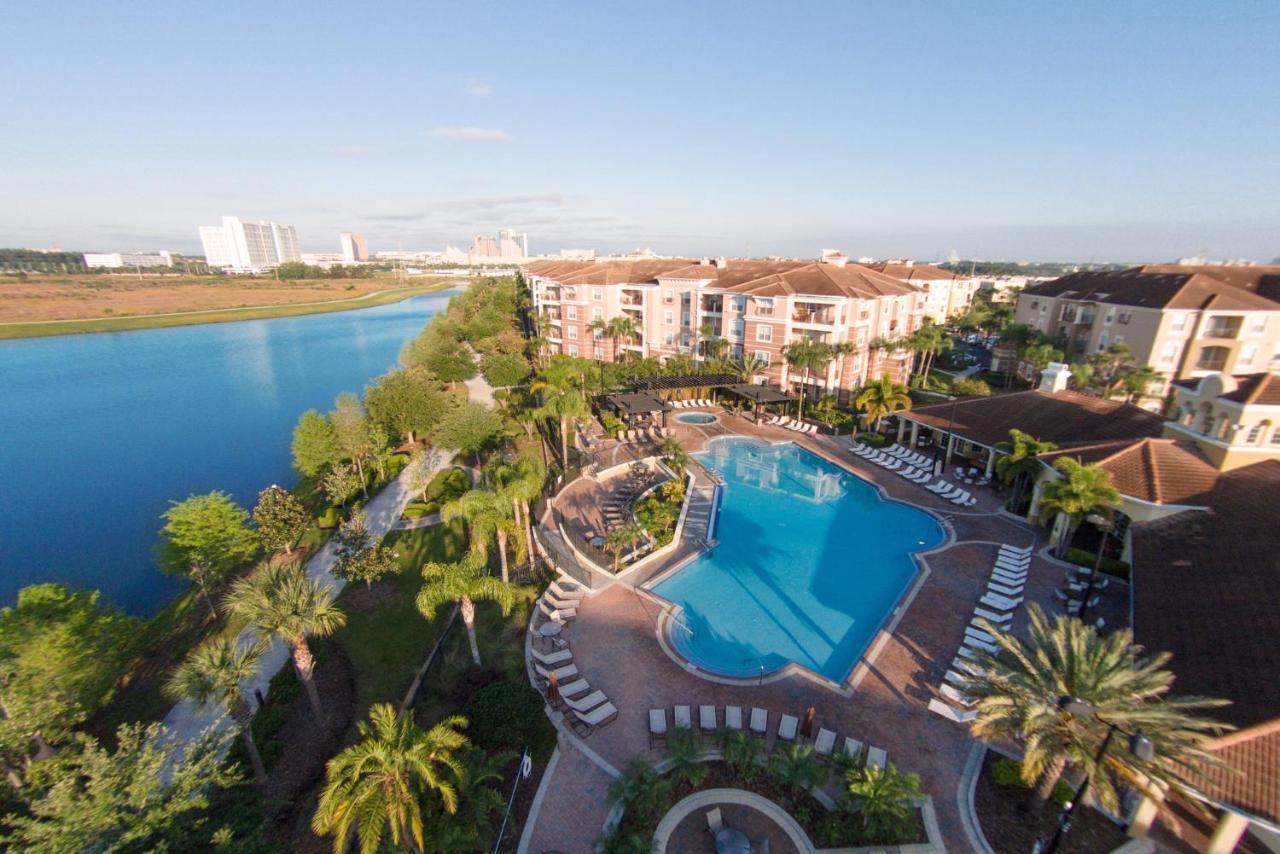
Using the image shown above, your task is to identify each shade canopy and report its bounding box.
[601,392,671,416]
[722,383,793,404]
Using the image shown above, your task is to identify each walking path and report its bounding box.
[158,356,496,760]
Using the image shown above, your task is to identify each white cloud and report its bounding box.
[461,78,493,97]
[426,126,511,142]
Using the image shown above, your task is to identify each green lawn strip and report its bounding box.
[0,281,454,340]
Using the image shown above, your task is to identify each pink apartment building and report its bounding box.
[524,256,935,402]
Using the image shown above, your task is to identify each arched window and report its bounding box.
[1199,402,1216,434]
[1180,403,1196,426]
[1246,420,1272,445]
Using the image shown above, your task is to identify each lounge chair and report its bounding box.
[533,662,578,682]
[927,480,949,493]
[706,807,724,835]
[963,636,999,654]
[649,708,668,748]
[843,737,864,764]
[674,705,692,729]
[530,647,573,666]
[988,582,1024,598]
[966,625,999,644]
[996,556,1030,570]
[557,678,590,698]
[699,705,717,736]
[866,746,887,770]
[724,705,743,731]
[928,698,978,723]
[940,684,975,707]
[814,728,837,759]
[883,459,902,471]
[950,490,972,505]
[538,601,575,622]
[777,714,799,743]
[941,487,963,500]
[1001,544,1033,555]
[749,707,768,738]
[549,581,585,600]
[952,657,982,676]
[973,607,1013,624]
[571,702,617,733]
[957,645,980,662]
[912,472,933,484]
[542,593,580,612]
[981,592,1023,610]
[563,690,608,712]
[970,617,1006,634]
[992,567,1026,580]
[944,669,969,685]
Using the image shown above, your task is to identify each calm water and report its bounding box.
[651,437,944,682]
[0,292,455,616]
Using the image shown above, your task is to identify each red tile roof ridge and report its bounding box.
[1205,716,1280,752]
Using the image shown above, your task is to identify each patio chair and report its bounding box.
[965,626,999,645]
[777,713,799,743]
[724,705,743,731]
[912,472,933,484]
[649,708,668,749]
[813,728,837,760]
[843,737,864,765]
[952,657,982,676]
[963,636,999,654]
[997,552,1031,565]
[975,477,992,486]
[991,569,1027,584]
[749,707,768,738]
[530,647,573,666]
[673,704,692,729]
[571,702,618,734]
[883,459,902,471]
[944,669,969,685]
[549,581,585,600]
[538,600,575,622]
[706,807,724,835]
[940,684,975,707]
[699,705,717,737]
[973,607,1013,624]
[1001,544,1034,556]
[928,698,978,723]
[982,591,1023,610]
[970,616,1007,634]
[556,678,590,698]
[866,746,887,770]
[542,592,580,612]
[533,662,578,682]
[988,581,1024,598]
[950,490,971,505]
[562,690,608,713]
[927,480,949,493]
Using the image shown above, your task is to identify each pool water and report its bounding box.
[676,412,717,425]
[651,437,945,682]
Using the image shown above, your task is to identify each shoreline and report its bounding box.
[0,279,462,340]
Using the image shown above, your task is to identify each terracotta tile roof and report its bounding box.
[901,389,1165,449]
[1220,373,1280,406]
[1023,269,1280,310]
[1039,438,1220,505]
[1138,264,1280,300]
[862,261,962,281]
[1197,720,1280,825]
[1130,460,1280,731]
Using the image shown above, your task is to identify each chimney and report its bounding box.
[1039,362,1071,393]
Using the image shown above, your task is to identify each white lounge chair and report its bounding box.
[952,657,982,676]
[563,690,608,712]
[929,698,978,723]
[571,702,617,731]
[749,707,768,737]
[940,684,974,707]
[542,592,580,612]
[557,678,590,698]
[530,647,573,666]
[982,592,1024,610]
[674,704,692,729]
[649,708,668,748]
[974,607,1013,624]
[944,669,969,685]
[706,807,724,835]
[534,662,578,681]
[1001,544,1034,556]
[970,617,1006,634]
[538,600,575,622]
[777,714,799,742]
[963,636,999,654]
[549,581,585,600]
[992,569,1027,584]
[989,582,1024,598]
[965,626,999,645]
[699,705,717,734]
[725,706,743,730]
[866,746,887,770]
[843,737,864,763]
[814,728,837,758]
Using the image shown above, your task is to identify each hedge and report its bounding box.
[1064,547,1131,580]
[460,681,557,763]
[991,758,1074,807]
[856,432,889,448]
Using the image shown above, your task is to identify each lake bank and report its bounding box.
[0,280,459,339]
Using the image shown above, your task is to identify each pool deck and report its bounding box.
[527,406,1131,852]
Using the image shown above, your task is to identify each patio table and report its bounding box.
[715,827,751,854]
[538,622,563,638]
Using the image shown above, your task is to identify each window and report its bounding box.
[1118,311,1131,325]
[562,288,576,300]
[681,311,690,327]
[1160,342,1179,365]
[1196,346,1230,371]
[856,329,867,346]
[566,326,578,339]
[591,287,603,301]
[1170,313,1188,332]
[1272,426,1280,446]
[1105,309,1114,325]
[1097,332,1109,351]
[754,298,774,316]
[566,306,577,321]
[756,325,773,343]
[663,310,673,325]
[663,288,674,304]
[754,350,771,366]
[731,296,745,312]
[663,332,674,346]
[1245,420,1270,444]
[1251,316,1267,334]
[1239,344,1257,368]
[567,344,578,357]
[591,306,603,321]
[1030,300,1040,311]
[593,346,604,360]
[730,320,744,338]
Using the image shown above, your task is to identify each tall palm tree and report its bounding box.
[993,428,1058,512]
[442,487,516,583]
[732,352,769,383]
[961,606,1231,816]
[908,322,952,385]
[659,436,690,473]
[606,315,639,361]
[1038,458,1122,557]
[165,636,270,786]
[587,317,608,363]
[841,763,924,844]
[604,522,646,571]
[529,378,589,471]
[416,554,515,666]
[492,453,546,576]
[225,563,347,720]
[312,704,469,854]
[782,339,832,419]
[1120,365,1164,403]
[854,373,912,432]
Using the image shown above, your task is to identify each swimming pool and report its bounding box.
[650,437,945,683]
[676,412,717,425]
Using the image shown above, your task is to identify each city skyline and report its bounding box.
[2,2,1278,262]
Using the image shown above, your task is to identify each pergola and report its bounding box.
[720,383,794,423]
[600,392,671,427]
[632,373,741,393]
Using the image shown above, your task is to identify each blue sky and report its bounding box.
[2,1,1277,262]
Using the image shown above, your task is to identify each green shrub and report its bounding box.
[402,502,432,519]
[857,432,888,448]
[601,412,625,437]
[461,681,557,763]
[991,758,1074,807]
[951,377,993,397]
[1064,547,1130,580]
[317,506,342,528]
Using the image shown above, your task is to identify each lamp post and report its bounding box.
[1076,514,1113,622]
[932,395,959,476]
[1036,697,1155,854]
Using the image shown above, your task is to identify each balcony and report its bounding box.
[620,293,645,307]
[1203,317,1243,340]
[700,297,723,315]
[1195,345,1230,372]
[792,307,836,326]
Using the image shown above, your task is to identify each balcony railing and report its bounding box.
[792,310,835,325]
[1196,358,1228,371]
[620,295,644,307]
[1203,325,1240,340]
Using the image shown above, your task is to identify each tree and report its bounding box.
[406,323,477,384]
[435,747,512,850]
[0,723,242,852]
[1038,458,1122,557]
[961,605,1231,816]
[491,453,546,576]
[993,429,1058,513]
[840,763,924,844]
[1120,365,1164,403]
[292,409,340,477]
[782,339,834,419]
[665,726,707,787]
[225,563,346,720]
[364,367,450,446]
[908,322,952,384]
[158,491,259,619]
[252,486,309,555]
[530,378,589,469]
[165,636,270,785]
[605,522,646,571]
[854,374,912,432]
[607,759,672,825]
[732,352,769,383]
[416,554,515,666]
[1069,362,1094,392]
[606,315,639,361]
[333,511,400,588]
[770,742,824,793]
[659,436,690,473]
[432,401,504,458]
[0,585,138,770]
[312,704,468,854]
[330,393,377,496]
[404,448,445,501]
[480,352,530,388]
[322,463,363,508]
[717,727,764,782]
[1023,342,1064,382]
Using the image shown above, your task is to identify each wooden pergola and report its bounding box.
[600,392,671,427]
[720,383,794,423]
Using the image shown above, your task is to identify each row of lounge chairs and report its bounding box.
[648,704,887,770]
[671,398,714,408]
[1056,565,1108,626]
[536,579,585,625]
[763,414,818,435]
[850,443,980,506]
[530,580,618,735]
[602,467,660,530]
[929,543,1033,723]
[618,425,669,443]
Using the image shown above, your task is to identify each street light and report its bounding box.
[1036,697,1155,854]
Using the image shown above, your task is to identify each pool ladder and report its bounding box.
[743,657,766,686]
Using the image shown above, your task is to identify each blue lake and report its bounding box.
[0,292,456,616]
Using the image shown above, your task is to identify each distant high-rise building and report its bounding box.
[470,234,499,257]
[338,232,368,263]
[83,251,173,269]
[498,228,529,257]
[198,216,301,271]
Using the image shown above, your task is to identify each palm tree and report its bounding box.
[717,727,764,781]
[416,554,515,666]
[492,453,546,576]
[854,373,912,432]
[442,747,513,849]
[961,606,1231,816]
[1120,365,1164,403]
[782,339,832,419]
[442,487,516,583]
[1038,458,1122,557]
[530,378,589,471]
[225,563,347,720]
[665,726,707,788]
[165,636,270,786]
[1069,362,1094,392]
[908,322,952,385]
[993,429,1058,513]
[312,704,469,854]
[604,522,646,571]
[732,352,769,383]
[587,317,608,364]
[607,759,672,826]
[770,742,823,793]
[841,763,925,844]
[659,436,690,473]
[1023,342,1064,383]
[606,315,639,361]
